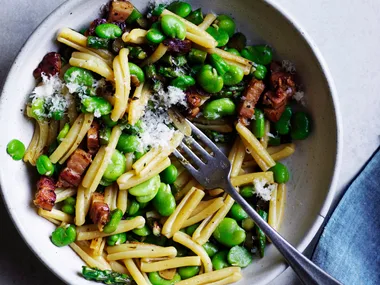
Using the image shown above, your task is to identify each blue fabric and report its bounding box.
[312,148,380,285]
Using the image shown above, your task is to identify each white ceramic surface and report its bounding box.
[0,0,341,284]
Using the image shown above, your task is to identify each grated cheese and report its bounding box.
[253,178,276,201]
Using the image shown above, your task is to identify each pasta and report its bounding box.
[16,1,311,284]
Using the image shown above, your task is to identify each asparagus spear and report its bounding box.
[256,209,268,258]
[82,266,135,285]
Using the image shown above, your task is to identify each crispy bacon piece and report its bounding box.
[261,62,296,122]
[87,121,100,155]
[237,79,265,126]
[163,39,192,54]
[33,52,62,79]
[90,193,110,231]
[108,1,134,23]
[33,176,56,211]
[185,88,210,118]
[57,149,92,188]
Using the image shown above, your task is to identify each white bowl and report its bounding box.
[0,0,342,284]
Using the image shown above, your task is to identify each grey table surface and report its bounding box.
[1,0,379,284]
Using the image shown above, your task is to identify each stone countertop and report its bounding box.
[0,0,379,284]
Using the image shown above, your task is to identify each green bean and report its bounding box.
[197,65,223,93]
[206,26,229,47]
[87,36,110,49]
[222,65,244,86]
[167,1,192,17]
[148,271,181,285]
[212,250,229,270]
[185,8,203,25]
[210,53,230,76]
[95,23,122,39]
[229,203,248,222]
[252,108,265,138]
[291,112,311,140]
[213,217,246,247]
[117,134,140,153]
[256,209,267,257]
[31,98,45,120]
[36,155,55,176]
[203,98,236,120]
[170,75,195,90]
[129,175,161,197]
[178,266,200,280]
[202,242,219,257]
[82,266,134,284]
[144,65,158,80]
[57,123,70,142]
[274,106,292,135]
[129,62,145,86]
[6,139,25,161]
[81,97,112,116]
[103,209,123,234]
[102,149,126,183]
[227,33,247,51]
[227,245,252,267]
[160,164,178,184]
[269,162,290,183]
[158,66,185,78]
[106,232,127,246]
[153,183,176,216]
[161,15,186,40]
[99,127,111,145]
[51,225,76,247]
[215,15,236,37]
[161,54,187,67]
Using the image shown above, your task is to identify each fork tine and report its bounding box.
[184,136,212,160]
[185,119,221,153]
[178,142,205,168]
[173,149,198,174]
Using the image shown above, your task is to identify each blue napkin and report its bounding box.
[312,147,380,285]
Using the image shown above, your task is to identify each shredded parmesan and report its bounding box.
[253,179,276,201]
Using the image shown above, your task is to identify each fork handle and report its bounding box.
[224,182,341,285]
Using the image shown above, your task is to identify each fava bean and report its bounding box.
[64,67,94,90]
[269,162,290,183]
[197,65,224,93]
[148,272,181,285]
[274,106,292,135]
[212,250,229,270]
[206,26,229,47]
[128,199,140,216]
[215,15,236,37]
[161,15,186,40]
[222,65,244,86]
[36,155,54,176]
[62,204,75,215]
[241,217,255,231]
[185,8,203,25]
[178,266,200,280]
[103,209,123,234]
[170,75,195,90]
[129,175,161,197]
[187,48,207,64]
[227,32,247,51]
[101,114,118,128]
[6,139,25,161]
[117,134,140,153]
[240,185,254,198]
[95,23,122,39]
[99,127,111,145]
[51,225,76,247]
[120,119,144,135]
[102,149,126,183]
[229,203,248,222]
[136,185,160,203]
[147,26,166,44]
[241,45,273,65]
[160,164,178,184]
[129,62,145,86]
[87,36,110,49]
[252,108,265,138]
[106,232,127,246]
[133,224,151,236]
[227,245,252,267]
[226,48,241,56]
[81,97,112,116]
[210,53,230,76]
[213,217,246,247]
[31,98,45,120]
[253,64,267,80]
[291,112,311,140]
[203,98,236,120]
[57,123,70,142]
[185,223,199,236]
[268,134,281,146]
[167,1,192,18]
[65,197,76,206]
[202,242,219,257]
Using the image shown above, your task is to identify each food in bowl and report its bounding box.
[6,1,311,284]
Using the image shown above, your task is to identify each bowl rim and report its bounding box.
[0,0,342,284]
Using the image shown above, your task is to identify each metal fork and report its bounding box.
[173,118,342,285]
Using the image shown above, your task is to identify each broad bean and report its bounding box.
[253,64,267,80]
[57,123,70,142]
[202,242,219,257]
[102,149,126,183]
[227,245,252,267]
[213,217,246,247]
[252,108,265,138]
[51,225,76,247]
[153,183,176,216]
[269,162,290,183]
[148,272,181,285]
[170,75,195,90]
[36,155,54,176]
[167,1,192,17]
[187,48,207,64]
[31,98,45,120]
[81,97,112,116]
[95,23,122,39]
[64,67,94,90]
[178,266,200,280]
[222,65,244,86]
[160,164,178,184]
[203,98,236,120]
[215,15,236,37]
[212,250,229,270]
[103,208,123,234]
[274,106,292,135]
[6,139,25,161]
[185,8,203,25]
[129,175,161,197]
[129,62,145,86]
[210,53,230,76]
[107,232,127,246]
[197,65,223,93]
[241,45,273,65]
[117,134,140,153]
[291,112,311,140]
[229,203,248,222]
[206,26,229,47]
[161,15,186,40]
